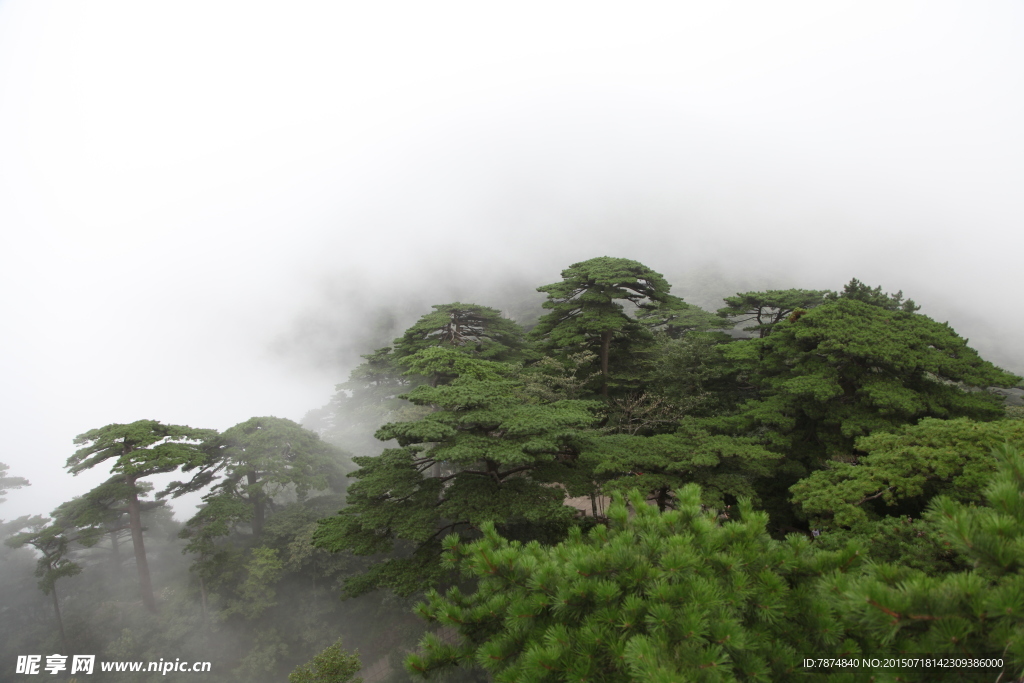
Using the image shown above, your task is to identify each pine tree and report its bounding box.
[705,297,1021,533]
[531,257,673,397]
[289,638,362,683]
[826,443,1024,680]
[716,288,830,338]
[313,347,604,597]
[823,278,920,313]
[406,485,864,682]
[5,516,83,653]
[66,420,217,612]
[0,461,29,509]
[792,417,1024,530]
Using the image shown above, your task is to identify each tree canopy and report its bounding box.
[67,420,217,612]
[824,277,920,313]
[716,288,830,338]
[710,298,1019,461]
[532,257,673,396]
[392,302,528,367]
[179,416,345,538]
[0,461,29,507]
[312,347,603,597]
[706,297,1020,533]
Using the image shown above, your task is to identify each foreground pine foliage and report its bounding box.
[408,444,1024,682]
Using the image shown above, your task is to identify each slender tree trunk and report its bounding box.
[198,575,208,627]
[109,528,121,571]
[590,492,598,517]
[125,477,158,612]
[50,585,69,654]
[247,472,265,537]
[600,329,612,398]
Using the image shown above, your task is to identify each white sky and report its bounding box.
[2,1,1022,521]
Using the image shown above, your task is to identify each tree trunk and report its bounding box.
[198,575,208,627]
[126,476,158,612]
[600,329,612,398]
[109,528,121,571]
[655,487,669,512]
[51,585,69,654]
[247,472,265,537]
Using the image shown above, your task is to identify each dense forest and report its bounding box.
[3,256,1024,682]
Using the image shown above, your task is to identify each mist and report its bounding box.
[3,1,1022,521]
[1,4,1023,678]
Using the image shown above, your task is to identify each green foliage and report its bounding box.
[222,547,285,620]
[645,330,743,417]
[315,345,430,457]
[67,420,218,612]
[233,628,291,682]
[589,421,783,511]
[825,443,1024,677]
[0,461,29,507]
[514,351,601,404]
[635,296,728,339]
[179,492,253,569]
[67,420,218,480]
[712,298,1020,462]
[708,298,1020,533]
[716,288,830,338]
[392,302,529,366]
[311,302,526,456]
[824,277,920,313]
[289,638,363,683]
[811,515,971,577]
[599,391,687,437]
[4,516,83,596]
[50,476,160,551]
[531,257,673,396]
[173,416,348,543]
[313,348,604,597]
[406,486,864,682]
[792,417,1024,529]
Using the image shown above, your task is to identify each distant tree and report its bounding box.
[635,295,727,339]
[314,345,428,456]
[50,477,160,571]
[66,420,217,612]
[313,347,603,597]
[313,303,526,455]
[289,638,362,683]
[179,417,345,538]
[392,302,529,369]
[405,486,863,682]
[824,277,920,313]
[5,516,83,653]
[716,288,830,338]
[0,461,29,507]
[531,257,673,397]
